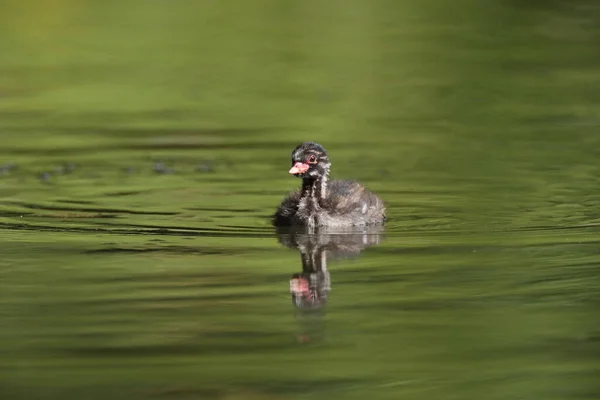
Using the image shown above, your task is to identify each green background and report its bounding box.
[1,1,599,399]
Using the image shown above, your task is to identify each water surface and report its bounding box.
[1,1,599,399]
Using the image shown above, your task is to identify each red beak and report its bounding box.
[289,162,309,175]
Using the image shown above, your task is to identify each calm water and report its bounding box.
[1,1,600,399]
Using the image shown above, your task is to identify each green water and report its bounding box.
[1,1,600,399]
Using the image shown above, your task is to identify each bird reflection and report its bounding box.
[276,226,384,343]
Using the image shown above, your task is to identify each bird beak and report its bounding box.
[289,162,310,175]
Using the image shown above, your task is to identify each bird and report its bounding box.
[273,142,386,229]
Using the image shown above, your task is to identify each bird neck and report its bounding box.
[301,171,329,201]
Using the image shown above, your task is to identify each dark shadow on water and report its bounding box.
[54,199,97,205]
[1,200,180,216]
[276,226,384,344]
[0,221,276,238]
[1,129,294,155]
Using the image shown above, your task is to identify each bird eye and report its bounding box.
[308,155,317,164]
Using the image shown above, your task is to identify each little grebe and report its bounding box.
[273,142,386,228]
